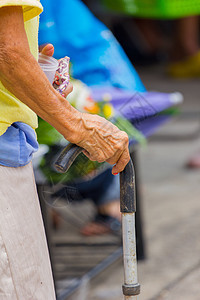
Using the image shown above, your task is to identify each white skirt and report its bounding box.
[0,163,56,300]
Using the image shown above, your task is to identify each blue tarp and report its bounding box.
[39,0,146,92]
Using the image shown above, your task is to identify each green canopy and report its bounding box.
[104,0,200,19]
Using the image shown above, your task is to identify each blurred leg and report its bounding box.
[168,16,200,77]
[172,16,199,60]
[134,18,164,53]
[80,173,121,236]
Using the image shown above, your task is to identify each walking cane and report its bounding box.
[54,143,141,299]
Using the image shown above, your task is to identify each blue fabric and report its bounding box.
[39,0,146,92]
[73,169,120,205]
[0,122,39,168]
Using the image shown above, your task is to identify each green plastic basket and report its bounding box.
[104,0,200,19]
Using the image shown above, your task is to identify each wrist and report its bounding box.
[41,93,83,144]
[63,110,84,144]
[56,99,83,144]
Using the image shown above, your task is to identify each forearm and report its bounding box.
[0,5,130,173]
[0,46,81,142]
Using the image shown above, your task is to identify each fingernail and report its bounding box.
[113,173,118,175]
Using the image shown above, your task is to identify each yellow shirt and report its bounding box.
[0,0,43,135]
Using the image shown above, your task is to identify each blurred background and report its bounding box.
[35,1,200,299]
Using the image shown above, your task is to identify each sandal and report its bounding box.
[186,152,200,169]
[80,213,121,236]
[167,51,200,78]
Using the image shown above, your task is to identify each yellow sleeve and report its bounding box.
[0,0,43,21]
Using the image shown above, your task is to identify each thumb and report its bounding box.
[40,43,54,57]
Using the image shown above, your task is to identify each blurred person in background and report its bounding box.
[84,0,200,75]
[168,16,200,78]
[133,16,200,78]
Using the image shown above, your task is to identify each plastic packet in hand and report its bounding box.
[53,56,70,94]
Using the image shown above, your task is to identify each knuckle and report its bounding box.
[115,142,123,151]
[89,156,96,161]
[126,150,130,160]
[122,132,129,144]
[98,159,104,163]
[108,158,116,165]
[97,158,104,163]
[123,153,130,165]
[118,166,124,173]
[97,155,105,163]
[118,156,129,172]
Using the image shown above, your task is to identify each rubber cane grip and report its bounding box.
[54,144,83,173]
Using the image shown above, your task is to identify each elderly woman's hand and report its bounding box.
[73,113,130,175]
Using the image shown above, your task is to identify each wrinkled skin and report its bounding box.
[0,7,130,174]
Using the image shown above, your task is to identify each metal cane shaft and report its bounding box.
[122,214,138,284]
[122,214,138,300]
[120,160,140,299]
